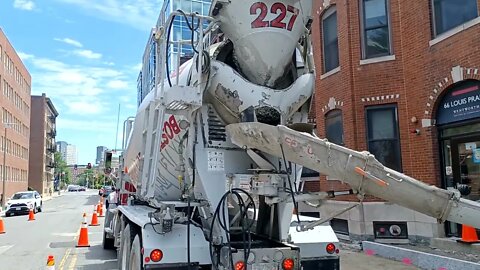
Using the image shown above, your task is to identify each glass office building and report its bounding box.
[137,0,212,106]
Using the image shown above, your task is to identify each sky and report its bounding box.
[0,0,164,164]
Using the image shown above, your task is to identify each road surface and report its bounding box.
[0,190,116,270]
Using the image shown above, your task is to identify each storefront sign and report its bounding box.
[437,81,480,125]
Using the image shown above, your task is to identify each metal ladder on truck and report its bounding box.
[139,11,218,200]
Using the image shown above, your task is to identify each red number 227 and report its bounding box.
[250,2,299,31]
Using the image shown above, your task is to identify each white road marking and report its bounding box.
[0,245,14,255]
[51,233,78,237]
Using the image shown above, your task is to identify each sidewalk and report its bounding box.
[41,190,64,202]
[359,241,480,270]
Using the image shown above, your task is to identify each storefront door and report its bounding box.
[440,129,480,236]
[451,135,480,202]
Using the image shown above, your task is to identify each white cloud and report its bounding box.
[13,0,35,10]
[73,49,102,59]
[57,118,117,132]
[68,100,105,115]
[107,80,129,89]
[17,52,34,61]
[54,38,83,48]
[55,0,162,30]
[132,63,142,71]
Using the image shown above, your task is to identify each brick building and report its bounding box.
[305,0,480,242]
[0,28,31,206]
[29,94,58,197]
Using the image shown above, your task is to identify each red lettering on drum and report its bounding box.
[160,115,182,150]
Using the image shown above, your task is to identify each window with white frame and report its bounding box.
[432,0,478,36]
[361,0,391,59]
[322,7,339,73]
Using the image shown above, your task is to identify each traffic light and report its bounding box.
[104,151,113,174]
[87,163,92,169]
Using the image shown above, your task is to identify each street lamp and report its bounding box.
[1,123,17,209]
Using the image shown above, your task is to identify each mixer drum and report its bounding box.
[211,0,310,88]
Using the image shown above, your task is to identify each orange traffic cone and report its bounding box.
[457,224,480,244]
[98,203,104,217]
[0,216,5,234]
[89,210,100,226]
[76,222,90,247]
[28,209,35,221]
[46,255,55,269]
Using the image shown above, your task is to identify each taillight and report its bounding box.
[150,249,163,262]
[144,257,150,263]
[235,261,245,270]
[282,258,294,270]
[326,243,336,254]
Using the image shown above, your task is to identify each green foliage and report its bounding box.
[54,152,71,185]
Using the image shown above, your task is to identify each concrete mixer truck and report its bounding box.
[102,0,480,269]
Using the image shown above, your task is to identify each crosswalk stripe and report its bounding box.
[0,245,14,255]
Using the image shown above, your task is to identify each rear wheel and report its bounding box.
[37,203,42,213]
[33,204,37,214]
[118,224,132,270]
[129,235,143,270]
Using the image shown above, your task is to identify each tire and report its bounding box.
[33,204,37,214]
[103,229,115,250]
[38,203,42,213]
[5,212,11,217]
[129,235,143,270]
[118,224,132,270]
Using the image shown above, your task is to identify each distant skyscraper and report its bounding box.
[96,146,108,164]
[56,141,77,165]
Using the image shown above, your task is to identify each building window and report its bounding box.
[322,7,339,73]
[361,0,391,59]
[325,109,344,145]
[432,0,478,36]
[366,105,402,171]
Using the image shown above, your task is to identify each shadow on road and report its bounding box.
[49,241,75,248]
[85,194,103,206]
[75,260,118,270]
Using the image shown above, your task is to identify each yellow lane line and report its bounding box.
[58,248,71,270]
[68,252,78,270]
[59,226,82,270]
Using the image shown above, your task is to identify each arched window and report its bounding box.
[325,109,344,145]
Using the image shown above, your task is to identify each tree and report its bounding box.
[54,152,71,188]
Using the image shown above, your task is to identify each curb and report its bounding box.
[362,241,480,270]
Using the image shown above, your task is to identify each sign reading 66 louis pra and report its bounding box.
[437,80,480,125]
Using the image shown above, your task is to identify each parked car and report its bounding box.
[99,186,113,197]
[5,191,42,216]
[78,186,86,191]
[67,185,80,192]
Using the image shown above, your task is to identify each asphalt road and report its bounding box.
[0,190,116,270]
